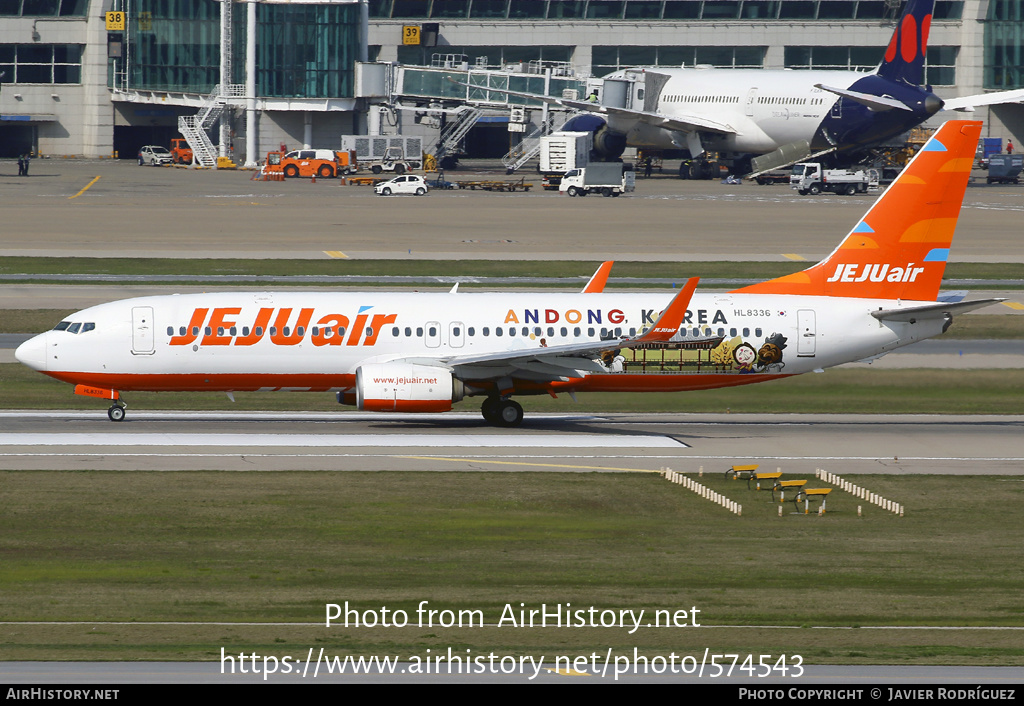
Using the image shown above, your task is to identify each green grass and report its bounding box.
[2,471,1023,662]
[2,365,1022,415]
[0,257,1021,286]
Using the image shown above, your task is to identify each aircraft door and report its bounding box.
[449,321,465,348]
[132,306,155,355]
[797,309,816,356]
[745,87,758,116]
[425,321,441,348]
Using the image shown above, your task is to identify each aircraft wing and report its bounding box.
[395,279,701,382]
[870,298,1007,323]
[942,88,1024,112]
[446,78,737,135]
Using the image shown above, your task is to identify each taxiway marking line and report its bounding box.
[68,176,101,200]
[782,253,807,261]
[323,250,348,258]
[1003,301,1024,310]
[401,456,661,473]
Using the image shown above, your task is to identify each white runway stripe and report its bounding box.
[0,433,685,449]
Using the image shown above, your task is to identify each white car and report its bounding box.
[374,174,428,196]
[138,145,172,166]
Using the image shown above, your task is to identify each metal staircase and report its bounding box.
[177,83,244,167]
[501,113,575,172]
[432,106,481,163]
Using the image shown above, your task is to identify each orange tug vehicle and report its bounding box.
[170,138,193,165]
[264,149,357,179]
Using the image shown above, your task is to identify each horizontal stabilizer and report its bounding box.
[815,83,913,112]
[871,298,1006,323]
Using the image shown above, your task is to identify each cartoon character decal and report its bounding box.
[755,333,788,372]
[733,342,757,372]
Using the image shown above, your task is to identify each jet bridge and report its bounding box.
[356,59,590,165]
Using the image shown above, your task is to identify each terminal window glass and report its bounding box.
[20,0,58,15]
[625,1,662,19]
[854,1,888,19]
[741,1,779,19]
[367,0,391,17]
[432,0,468,17]
[662,1,701,18]
[586,1,624,19]
[934,1,964,20]
[470,0,508,18]
[817,1,855,19]
[508,0,546,18]
[986,1,1024,88]
[255,2,359,98]
[702,2,740,19]
[547,1,585,19]
[0,43,83,84]
[391,0,429,18]
[925,46,957,85]
[778,1,815,19]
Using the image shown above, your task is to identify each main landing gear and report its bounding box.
[481,397,524,427]
[107,402,126,422]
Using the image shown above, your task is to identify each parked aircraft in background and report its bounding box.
[16,121,1001,426]
[479,0,1024,177]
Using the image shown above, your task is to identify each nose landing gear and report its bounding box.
[107,402,127,422]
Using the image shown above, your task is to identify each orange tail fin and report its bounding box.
[733,120,981,301]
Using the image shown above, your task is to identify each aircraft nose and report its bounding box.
[15,332,48,372]
[925,93,944,115]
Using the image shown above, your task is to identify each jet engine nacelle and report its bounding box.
[355,363,465,413]
[560,114,627,161]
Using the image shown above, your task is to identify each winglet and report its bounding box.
[582,261,614,293]
[636,278,699,343]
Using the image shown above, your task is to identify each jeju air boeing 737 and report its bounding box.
[15,120,1001,427]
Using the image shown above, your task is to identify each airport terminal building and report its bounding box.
[1,0,1023,161]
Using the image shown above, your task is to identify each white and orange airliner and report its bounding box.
[16,120,1000,426]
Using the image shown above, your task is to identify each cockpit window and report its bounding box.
[54,321,71,331]
[67,322,82,334]
[82,322,95,333]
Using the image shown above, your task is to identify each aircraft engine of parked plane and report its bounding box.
[560,114,628,161]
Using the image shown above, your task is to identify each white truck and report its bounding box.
[791,162,878,195]
[559,163,635,197]
[539,131,592,190]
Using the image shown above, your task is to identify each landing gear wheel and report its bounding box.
[481,397,501,424]
[496,400,524,427]
[108,404,126,422]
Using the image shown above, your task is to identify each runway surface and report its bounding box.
[2,411,1020,475]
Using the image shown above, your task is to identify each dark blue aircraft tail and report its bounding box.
[877,0,934,86]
